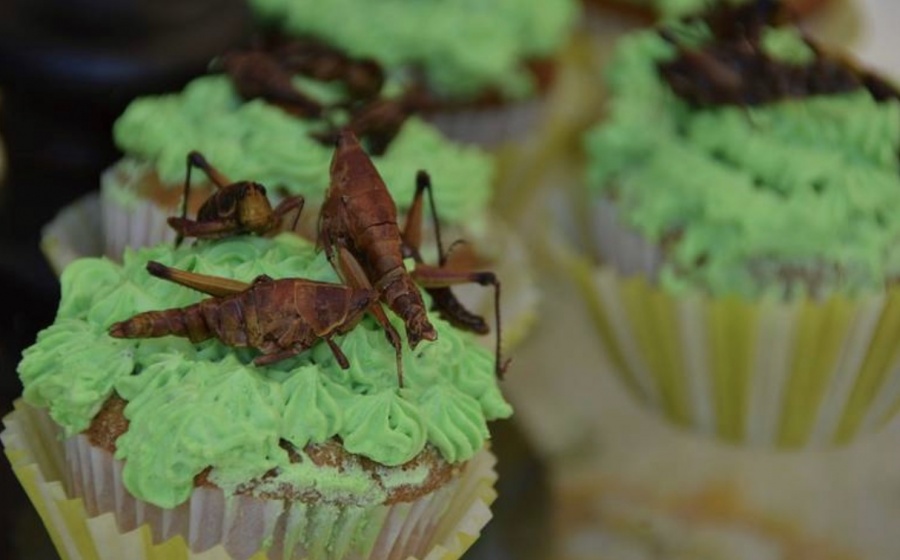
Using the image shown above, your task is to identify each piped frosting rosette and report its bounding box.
[575,12,900,447]
[12,234,511,559]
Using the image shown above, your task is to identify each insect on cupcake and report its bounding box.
[9,196,513,559]
[574,0,900,448]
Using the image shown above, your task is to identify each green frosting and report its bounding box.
[248,0,577,100]
[18,235,511,508]
[416,385,489,463]
[584,24,900,299]
[112,75,495,225]
[340,390,427,465]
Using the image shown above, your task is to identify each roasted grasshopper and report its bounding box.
[657,0,900,107]
[109,260,378,369]
[318,130,508,378]
[168,151,304,247]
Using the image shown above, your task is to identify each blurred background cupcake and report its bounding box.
[569,1,900,448]
[248,0,579,148]
[39,47,540,350]
[504,264,900,559]
[7,234,510,559]
[576,0,844,141]
[95,44,492,257]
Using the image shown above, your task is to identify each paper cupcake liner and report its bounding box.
[40,192,105,276]
[424,96,548,148]
[569,197,900,448]
[2,400,498,560]
[99,160,182,259]
[41,193,540,353]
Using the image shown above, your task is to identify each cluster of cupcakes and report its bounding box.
[7,2,569,551]
[8,0,900,558]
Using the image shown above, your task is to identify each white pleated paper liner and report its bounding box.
[99,160,194,259]
[2,400,498,560]
[41,193,539,352]
[40,192,105,277]
[568,197,900,449]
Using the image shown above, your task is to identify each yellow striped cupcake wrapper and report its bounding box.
[570,256,900,448]
[1,400,497,560]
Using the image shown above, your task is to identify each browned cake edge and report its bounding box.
[86,393,462,507]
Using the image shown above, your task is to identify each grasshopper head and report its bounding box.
[404,313,438,349]
[238,183,277,231]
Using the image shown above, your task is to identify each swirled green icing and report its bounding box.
[18,234,511,508]
[115,355,284,508]
[111,75,495,225]
[341,390,427,466]
[280,366,348,447]
[415,385,488,463]
[249,0,577,100]
[584,22,900,299]
[19,320,135,434]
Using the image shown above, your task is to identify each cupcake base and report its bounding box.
[2,400,498,560]
[569,196,900,449]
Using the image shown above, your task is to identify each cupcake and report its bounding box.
[7,233,511,559]
[247,0,579,147]
[574,3,900,447]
